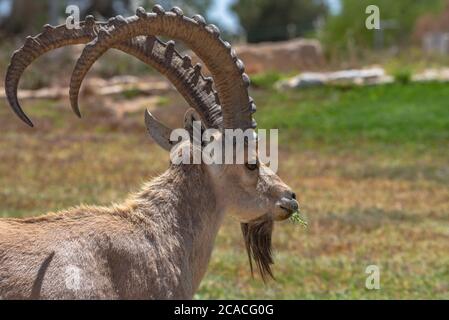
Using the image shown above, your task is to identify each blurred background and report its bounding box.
[0,0,448,299]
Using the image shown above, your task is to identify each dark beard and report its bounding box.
[241,216,274,282]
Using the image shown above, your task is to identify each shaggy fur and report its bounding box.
[241,218,274,282]
[0,163,224,299]
[0,153,298,300]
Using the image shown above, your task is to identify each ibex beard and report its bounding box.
[0,5,299,299]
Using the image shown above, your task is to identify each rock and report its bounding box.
[276,72,327,89]
[277,67,393,89]
[234,38,324,74]
[187,38,324,75]
[0,76,172,101]
[326,68,391,86]
[413,68,449,82]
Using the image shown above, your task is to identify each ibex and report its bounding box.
[0,5,299,299]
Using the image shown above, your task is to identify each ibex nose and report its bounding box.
[279,196,299,213]
[288,198,299,212]
[291,192,297,200]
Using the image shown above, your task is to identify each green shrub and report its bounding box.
[250,72,284,89]
[121,87,141,99]
[392,68,412,85]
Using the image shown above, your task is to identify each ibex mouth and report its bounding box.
[276,197,299,220]
[280,206,294,215]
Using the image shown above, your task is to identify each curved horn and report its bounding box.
[116,36,222,128]
[5,17,100,127]
[69,6,256,130]
[5,15,222,128]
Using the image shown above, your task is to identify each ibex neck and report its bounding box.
[130,164,225,295]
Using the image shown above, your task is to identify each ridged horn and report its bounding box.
[69,6,255,130]
[5,15,222,129]
[4,19,101,127]
[115,37,222,128]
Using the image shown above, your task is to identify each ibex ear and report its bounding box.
[184,108,205,140]
[144,109,172,151]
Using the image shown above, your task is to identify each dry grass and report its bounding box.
[0,83,448,299]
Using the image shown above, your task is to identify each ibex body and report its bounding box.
[1,164,221,299]
[0,5,299,299]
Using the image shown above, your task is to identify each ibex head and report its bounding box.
[5,5,299,281]
[207,143,298,280]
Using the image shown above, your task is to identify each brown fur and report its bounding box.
[0,163,224,299]
[0,138,297,300]
[241,218,274,282]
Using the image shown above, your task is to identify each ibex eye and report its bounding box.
[245,162,258,171]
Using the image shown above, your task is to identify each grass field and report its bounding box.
[0,82,448,299]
